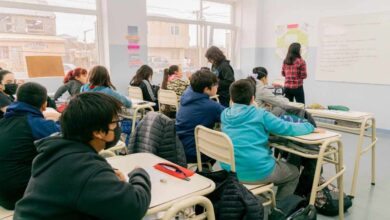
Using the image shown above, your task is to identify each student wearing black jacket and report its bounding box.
[14,93,151,220]
[130,65,159,110]
[205,46,235,107]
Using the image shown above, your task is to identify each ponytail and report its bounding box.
[63,70,74,83]
[161,68,169,89]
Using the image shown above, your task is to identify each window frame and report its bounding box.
[146,0,236,69]
[0,0,105,73]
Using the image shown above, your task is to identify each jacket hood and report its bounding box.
[222,104,257,125]
[180,87,209,106]
[32,134,97,177]
[4,101,43,118]
[81,84,109,92]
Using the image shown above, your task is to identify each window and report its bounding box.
[147,0,235,84]
[0,46,9,59]
[0,0,100,78]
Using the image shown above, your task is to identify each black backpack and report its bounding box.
[269,194,317,220]
[315,177,353,216]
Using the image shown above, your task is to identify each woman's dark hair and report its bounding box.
[190,69,217,93]
[88,65,116,90]
[130,65,153,86]
[161,65,179,89]
[61,92,122,144]
[17,82,47,108]
[252,67,268,80]
[205,46,226,66]
[64,67,87,83]
[284,42,301,65]
[0,70,12,84]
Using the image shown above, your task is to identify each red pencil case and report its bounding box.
[153,162,194,181]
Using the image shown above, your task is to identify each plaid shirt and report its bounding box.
[282,58,307,89]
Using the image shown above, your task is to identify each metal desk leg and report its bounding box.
[309,143,326,205]
[337,140,345,220]
[371,118,376,186]
[350,117,368,198]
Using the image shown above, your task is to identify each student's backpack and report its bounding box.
[315,176,353,216]
[269,194,317,220]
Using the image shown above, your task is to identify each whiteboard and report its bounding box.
[316,12,390,85]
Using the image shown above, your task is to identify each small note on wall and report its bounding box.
[26,56,64,78]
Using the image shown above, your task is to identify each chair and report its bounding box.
[158,89,179,112]
[128,86,143,100]
[162,196,215,220]
[195,125,276,207]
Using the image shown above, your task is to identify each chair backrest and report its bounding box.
[162,196,215,220]
[195,125,236,172]
[158,89,179,110]
[128,86,143,100]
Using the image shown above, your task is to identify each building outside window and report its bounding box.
[0,0,101,78]
[147,0,235,83]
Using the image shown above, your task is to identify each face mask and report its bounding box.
[4,83,18,95]
[105,123,122,149]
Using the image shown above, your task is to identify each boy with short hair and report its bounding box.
[0,82,60,209]
[176,69,225,162]
[14,92,151,219]
[221,79,318,200]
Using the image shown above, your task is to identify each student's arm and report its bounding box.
[76,167,151,220]
[1,106,6,113]
[262,110,314,136]
[298,60,307,79]
[140,81,157,102]
[256,86,289,107]
[105,89,132,108]
[281,64,286,77]
[28,117,61,140]
[214,102,226,123]
[54,83,69,100]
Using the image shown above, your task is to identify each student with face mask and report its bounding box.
[0,70,18,118]
[14,92,151,220]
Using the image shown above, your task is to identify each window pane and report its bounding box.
[0,0,96,10]
[148,21,201,85]
[210,28,233,64]
[203,1,231,24]
[147,0,200,21]
[0,8,98,78]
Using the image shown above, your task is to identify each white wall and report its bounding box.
[101,0,147,95]
[238,0,390,130]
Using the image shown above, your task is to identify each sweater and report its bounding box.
[0,102,60,209]
[212,60,235,107]
[14,135,151,220]
[176,87,225,158]
[54,80,83,100]
[220,104,314,182]
[80,84,132,108]
[255,80,289,110]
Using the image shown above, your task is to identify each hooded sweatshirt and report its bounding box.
[14,135,151,220]
[220,104,314,182]
[80,84,132,108]
[0,102,60,209]
[176,87,225,158]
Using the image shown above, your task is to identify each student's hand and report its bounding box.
[313,128,326,133]
[114,169,126,182]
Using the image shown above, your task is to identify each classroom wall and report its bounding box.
[241,0,390,130]
[102,0,147,95]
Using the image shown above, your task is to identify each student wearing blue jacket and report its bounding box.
[221,79,320,200]
[0,82,60,209]
[176,69,225,163]
[80,65,132,108]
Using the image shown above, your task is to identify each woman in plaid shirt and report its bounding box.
[282,42,307,104]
